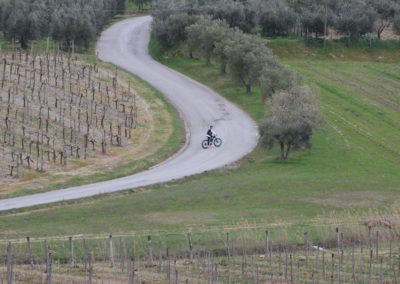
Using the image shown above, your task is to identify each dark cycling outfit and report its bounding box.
[207,129,215,145]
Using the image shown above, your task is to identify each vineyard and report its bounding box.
[1,226,400,283]
[0,48,153,189]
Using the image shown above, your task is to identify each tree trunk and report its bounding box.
[347,31,351,47]
[245,84,251,94]
[20,37,28,50]
[377,20,386,40]
[219,59,227,75]
[205,54,211,66]
[284,143,292,160]
[279,142,285,160]
[305,28,309,43]
[239,76,251,94]
[323,0,328,48]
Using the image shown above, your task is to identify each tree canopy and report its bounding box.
[368,0,399,39]
[152,0,400,44]
[260,86,324,160]
[0,0,123,49]
[333,0,376,42]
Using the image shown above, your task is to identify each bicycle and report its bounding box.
[201,136,222,149]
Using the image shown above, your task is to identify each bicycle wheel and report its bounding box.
[201,140,209,149]
[213,138,222,147]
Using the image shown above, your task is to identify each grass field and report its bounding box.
[0,38,399,243]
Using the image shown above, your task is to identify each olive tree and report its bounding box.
[259,57,301,101]
[334,0,376,45]
[300,2,325,39]
[50,2,96,49]
[213,27,238,74]
[152,0,200,21]
[91,0,112,32]
[293,0,335,41]
[0,0,119,49]
[394,15,400,35]
[151,18,170,49]
[167,14,199,50]
[251,0,296,36]
[185,18,207,60]
[151,2,200,49]
[225,34,272,93]
[1,0,47,49]
[368,0,399,40]
[116,0,126,14]
[186,18,228,65]
[204,0,258,33]
[260,86,323,160]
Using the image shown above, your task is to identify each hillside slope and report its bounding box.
[0,38,399,239]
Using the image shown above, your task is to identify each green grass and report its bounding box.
[267,37,400,62]
[0,38,399,244]
[126,0,151,13]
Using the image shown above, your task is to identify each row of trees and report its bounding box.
[153,0,400,44]
[254,0,400,41]
[152,9,323,159]
[0,0,126,49]
[156,16,295,96]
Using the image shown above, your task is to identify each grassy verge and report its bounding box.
[0,37,399,243]
[268,37,400,62]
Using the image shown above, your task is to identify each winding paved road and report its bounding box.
[0,16,259,212]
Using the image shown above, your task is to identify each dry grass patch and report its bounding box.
[142,211,218,225]
[303,191,395,209]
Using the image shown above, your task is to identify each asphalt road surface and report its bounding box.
[0,16,259,212]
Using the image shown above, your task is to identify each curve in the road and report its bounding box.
[0,16,259,212]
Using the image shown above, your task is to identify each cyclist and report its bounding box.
[206,126,216,145]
